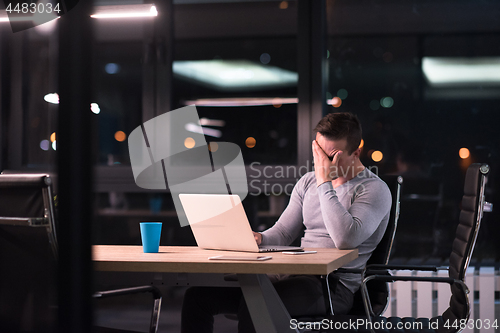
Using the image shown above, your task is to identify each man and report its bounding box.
[181,112,392,333]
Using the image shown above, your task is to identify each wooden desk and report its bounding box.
[93,246,358,333]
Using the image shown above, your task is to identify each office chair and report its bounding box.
[321,163,491,333]
[0,173,58,332]
[0,173,162,333]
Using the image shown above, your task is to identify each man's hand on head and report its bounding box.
[312,140,343,187]
[253,232,262,245]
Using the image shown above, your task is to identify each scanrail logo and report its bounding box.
[3,0,78,33]
[128,105,248,227]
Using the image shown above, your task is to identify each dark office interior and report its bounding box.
[0,0,499,332]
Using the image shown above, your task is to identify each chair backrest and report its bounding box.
[391,176,443,258]
[442,163,489,328]
[0,173,58,332]
[368,175,403,266]
[348,175,403,316]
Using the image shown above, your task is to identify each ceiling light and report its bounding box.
[91,4,157,19]
[173,60,298,92]
[423,57,500,87]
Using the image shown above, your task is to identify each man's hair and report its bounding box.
[314,112,362,155]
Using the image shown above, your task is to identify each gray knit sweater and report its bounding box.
[261,168,392,293]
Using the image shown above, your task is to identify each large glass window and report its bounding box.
[19,24,58,169]
[327,0,500,261]
[173,1,298,166]
[93,41,143,166]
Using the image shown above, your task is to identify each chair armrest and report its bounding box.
[363,274,456,285]
[336,265,447,277]
[365,264,449,272]
[93,285,161,300]
[335,268,364,274]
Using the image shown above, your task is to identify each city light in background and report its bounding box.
[91,103,101,114]
[245,137,256,148]
[380,97,394,108]
[44,93,59,104]
[329,97,342,108]
[184,137,195,149]
[371,150,383,162]
[44,93,101,114]
[208,142,219,152]
[114,131,126,142]
[40,140,50,151]
[459,147,470,159]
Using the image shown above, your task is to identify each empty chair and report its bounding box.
[0,173,162,333]
[0,174,58,332]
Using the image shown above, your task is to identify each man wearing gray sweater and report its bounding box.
[181,112,392,333]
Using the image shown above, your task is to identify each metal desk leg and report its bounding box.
[237,274,300,333]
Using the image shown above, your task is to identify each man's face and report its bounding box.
[315,133,357,174]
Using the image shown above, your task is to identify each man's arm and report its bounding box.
[317,180,391,249]
[258,179,306,246]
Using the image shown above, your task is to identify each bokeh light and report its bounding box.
[44,93,59,104]
[184,137,195,149]
[208,142,219,152]
[105,63,120,74]
[40,140,50,151]
[459,148,470,159]
[369,100,380,110]
[91,103,101,114]
[50,132,56,143]
[337,89,348,100]
[331,97,342,108]
[52,141,57,151]
[380,97,394,108]
[246,137,256,148]
[114,131,126,142]
[359,139,364,149]
[272,98,282,108]
[279,1,288,9]
[260,53,271,65]
[371,150,383,162]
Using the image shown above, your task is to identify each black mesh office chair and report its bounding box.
[321,163,491,333]
[0,173,162,333]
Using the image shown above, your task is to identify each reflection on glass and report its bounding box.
[174,37,298,166]
[93,42,143,165]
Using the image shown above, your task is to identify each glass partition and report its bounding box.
[327,0,500,261]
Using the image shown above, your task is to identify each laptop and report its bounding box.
[179,193,303,253]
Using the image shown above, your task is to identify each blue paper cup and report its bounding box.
[140,222,162,253]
